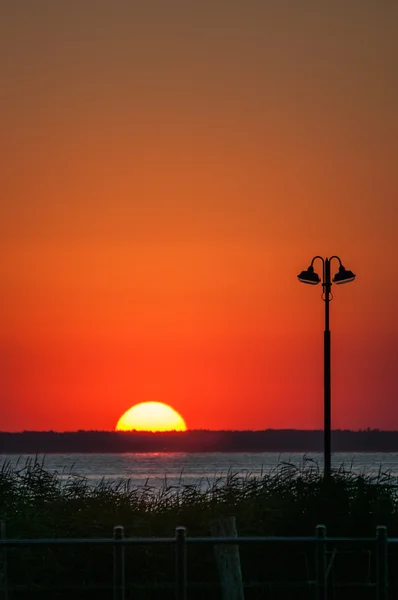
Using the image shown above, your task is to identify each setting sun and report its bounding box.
[115,402,187,432]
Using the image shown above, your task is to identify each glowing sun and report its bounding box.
[115,402,187,432]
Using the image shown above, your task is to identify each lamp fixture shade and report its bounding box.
[332,265,356,285]
[297,265,321,285]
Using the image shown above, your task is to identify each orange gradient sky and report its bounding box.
[1,1,397,431]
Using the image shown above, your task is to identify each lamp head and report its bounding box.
[297,265,321,285]
[332,264,356,285]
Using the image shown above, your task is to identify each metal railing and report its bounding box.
[0,522,392,600]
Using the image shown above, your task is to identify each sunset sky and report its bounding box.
[1,1,397,432]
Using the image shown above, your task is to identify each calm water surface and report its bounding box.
[2,452,398,488]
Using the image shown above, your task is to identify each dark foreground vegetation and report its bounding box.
[1,458,398,599]
[2,428,398,453]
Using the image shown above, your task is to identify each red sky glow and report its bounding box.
[1,1,397,431]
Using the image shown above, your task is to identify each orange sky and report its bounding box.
[1,1,397,431]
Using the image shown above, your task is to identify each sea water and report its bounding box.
[2,451,398,489]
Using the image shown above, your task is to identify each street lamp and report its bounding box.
[297,256,356,478]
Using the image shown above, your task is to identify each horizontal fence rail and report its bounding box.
[0,535,386,547]
[0,522,392,600]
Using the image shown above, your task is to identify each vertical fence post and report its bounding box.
[113,525,125,600]
[210,516,244,600]
[175,526,187,600]
[376,525,388,600]
[315,524,327,600]
[0,521,8,600]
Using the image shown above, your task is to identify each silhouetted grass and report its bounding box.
[1,456,398,599]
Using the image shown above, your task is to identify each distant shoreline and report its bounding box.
[1,429,398,454]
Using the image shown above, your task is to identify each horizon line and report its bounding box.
[0,428,393,434]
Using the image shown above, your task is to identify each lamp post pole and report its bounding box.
[297,256,355,480]
[323,259,331,478]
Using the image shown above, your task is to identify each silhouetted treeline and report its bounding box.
[0,429,398,453]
